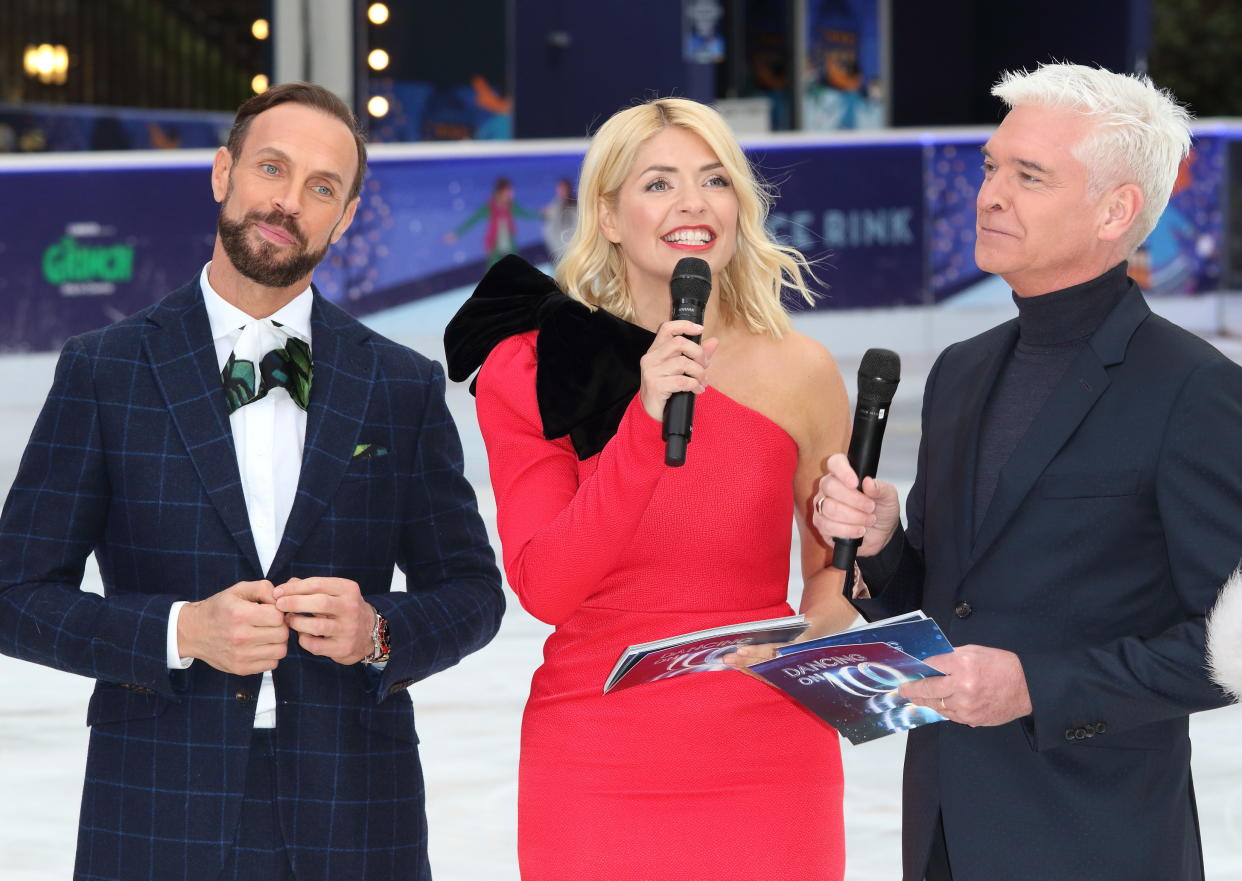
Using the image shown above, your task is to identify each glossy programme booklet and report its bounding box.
[749,611,953,744]
[603,614,809,693]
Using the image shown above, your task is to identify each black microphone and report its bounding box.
[663,257,712,467]
[831,348,901,571]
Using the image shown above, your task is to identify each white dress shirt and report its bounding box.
[167,264,312,728]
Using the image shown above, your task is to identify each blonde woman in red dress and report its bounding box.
[446,97,858,879]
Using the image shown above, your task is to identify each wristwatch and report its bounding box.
[362,610,390,665]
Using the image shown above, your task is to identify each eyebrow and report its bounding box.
[640,162,725,175]
[255,147,346,186]
[980,145,1052,177]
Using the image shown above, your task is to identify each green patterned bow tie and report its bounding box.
[221,331,312,413]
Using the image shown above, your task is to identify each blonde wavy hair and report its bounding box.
[554,97,815,337]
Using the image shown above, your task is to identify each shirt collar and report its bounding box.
[199,263,314,346]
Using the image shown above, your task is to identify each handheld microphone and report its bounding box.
[663,257,712,467]
[831,347,901,571]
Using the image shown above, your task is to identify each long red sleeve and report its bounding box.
[474,331,669,624]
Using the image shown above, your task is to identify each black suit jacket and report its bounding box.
[860,280,1242,881]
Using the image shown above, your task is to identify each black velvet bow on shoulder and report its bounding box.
[444,255,654,460]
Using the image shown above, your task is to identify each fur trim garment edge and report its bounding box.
[1206,566,1242,701]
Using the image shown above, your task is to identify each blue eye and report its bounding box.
[646,179,669,192]
[706,175,729,187]
[312,185,332,197]
[261,163,278,175]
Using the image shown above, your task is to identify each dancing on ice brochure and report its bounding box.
[749,611,954,745]
[603,614,809,693]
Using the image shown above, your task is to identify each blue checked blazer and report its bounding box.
[0,278,504,881]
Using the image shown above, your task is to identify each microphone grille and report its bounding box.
[671,257,711,303]
[858,348,901,402]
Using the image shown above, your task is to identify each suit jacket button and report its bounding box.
[1065,728,1076,741]
[234,690,255,704]
[1096,722,1106,734]
[954,602,973,619]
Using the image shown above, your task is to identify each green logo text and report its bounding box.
[42,236,134,285]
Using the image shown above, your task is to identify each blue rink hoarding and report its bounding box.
[1,125,1237,352]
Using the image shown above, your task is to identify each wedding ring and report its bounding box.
[939,697,947,711]
[815,496,826,516]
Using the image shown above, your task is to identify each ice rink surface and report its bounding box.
[3,285,1242,879]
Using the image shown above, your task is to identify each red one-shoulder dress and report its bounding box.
[476,331,845,880]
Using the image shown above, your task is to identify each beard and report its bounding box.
[217,204,329,289]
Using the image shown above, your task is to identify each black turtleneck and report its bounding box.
[972,262,1131,533]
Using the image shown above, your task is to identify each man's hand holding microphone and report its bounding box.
[813,456,1032,728]
[812,452,902,560]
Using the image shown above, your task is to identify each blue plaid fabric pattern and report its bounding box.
[0,279,504,881]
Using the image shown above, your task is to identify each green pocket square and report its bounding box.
[352,443,388,460]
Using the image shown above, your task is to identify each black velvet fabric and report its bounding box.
[444,255,654,460]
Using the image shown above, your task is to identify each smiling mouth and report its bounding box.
[255,223,297,245]
[661,227,715,247]
[245,208,306,248]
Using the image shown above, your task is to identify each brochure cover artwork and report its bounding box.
[752,639,947,744]
[603,615,809,694]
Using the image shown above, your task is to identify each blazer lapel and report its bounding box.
[143,280,263,574]
[969,285,1150,566]
[943,323,1018,578]
[269,293,376,576]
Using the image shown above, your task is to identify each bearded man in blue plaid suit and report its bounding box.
[0,83,504,881]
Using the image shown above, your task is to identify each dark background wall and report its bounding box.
[513,1,715,139]
[509,0,1155,135]
[12,0,1239,147]
[889,0,1151,127]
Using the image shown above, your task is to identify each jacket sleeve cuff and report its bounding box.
[858,521,908,588]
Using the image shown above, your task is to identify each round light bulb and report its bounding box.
[36,44,56,75]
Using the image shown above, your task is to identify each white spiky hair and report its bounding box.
[992,63,1192,252]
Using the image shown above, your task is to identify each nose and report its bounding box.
[273,180,303,217]
[677,186,707,215]
[976,173,1006,214]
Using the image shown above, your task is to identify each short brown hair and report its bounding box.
[226,82,368,201]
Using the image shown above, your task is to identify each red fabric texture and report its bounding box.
[476,331,845,879]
